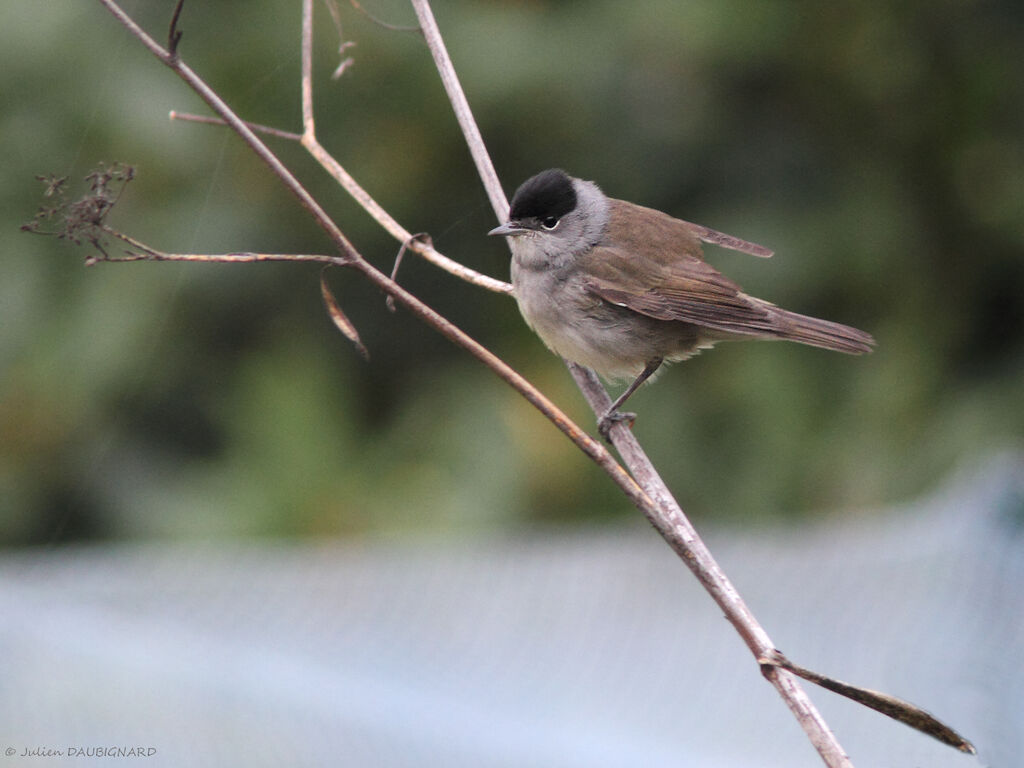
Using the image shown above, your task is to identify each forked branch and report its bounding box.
[409,0,973,760]
[92,0,653,529]
[82,1,974,764]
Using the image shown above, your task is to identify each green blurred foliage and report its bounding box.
[1,0,1021,543]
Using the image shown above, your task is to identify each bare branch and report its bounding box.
[167,0,184,57]
[386,232,433,312]
[83,3,974,763]
[320,0,358,78]
[409,4,975,762]
[90,247,345,268]
[164,0,510,295]
[301,0,315,136]
[298,0,511,294]
[408,0,855,764]
[98,0,357,262]
[92,0,653,534]
[565,364,853,767]
[169,111,304,142]
[302,133,512,294]
[409,0,507,222]
[322,0,345,39]
[331,43,356,80]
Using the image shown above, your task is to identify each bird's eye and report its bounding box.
[541,216,559,230]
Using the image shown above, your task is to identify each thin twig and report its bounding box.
[386,232,433,312]
[98,0,356,262]
[331,43,356,80]
[322,0,345,40]
[305,134,512,293]
[88,245,343,268]
[298,0,511,294]
[165,2,510,295]
[167,0,184,57]
[410,1,506,222]
[567,364,853,765]
[170,111,304,141]
[321,0,358,78]
[301,0,315,136]
[87,2,973,762]
[93,0,655,536]
[410,5,975,761]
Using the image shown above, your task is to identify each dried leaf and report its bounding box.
[320,270,369,360]
[765,652,976,754]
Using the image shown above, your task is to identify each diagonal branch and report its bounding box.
[99,0,355,261]
[168,3,512,296]
[88,1,973,762]
[92,0,658,540]
[299,0,511,295]
[406,1,974,762]
[411,3,508,222]
[407,0,848,764]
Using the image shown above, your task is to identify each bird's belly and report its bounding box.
[512,263,703,381]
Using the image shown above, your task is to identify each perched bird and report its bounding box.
[489,169,874,436]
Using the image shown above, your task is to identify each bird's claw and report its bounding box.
[598,409,636,441]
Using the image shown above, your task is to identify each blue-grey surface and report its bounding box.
[0,455,1019,767]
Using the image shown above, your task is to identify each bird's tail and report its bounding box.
[765,305,875,355]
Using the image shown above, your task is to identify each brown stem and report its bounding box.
[298,0,511,295]
[93,0,651,534]
[169,111,304,142]
[91,1,972,762]
[408,0,853,765]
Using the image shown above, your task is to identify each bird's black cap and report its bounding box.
[508,169,577,221]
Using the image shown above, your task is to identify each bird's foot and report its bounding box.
[598,409,636,441]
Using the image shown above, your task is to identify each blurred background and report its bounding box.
[2,0,1022,539]
[1,0,1022,766]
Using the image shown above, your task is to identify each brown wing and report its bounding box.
[582,200,775,336]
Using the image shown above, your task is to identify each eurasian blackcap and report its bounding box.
[489,169,874,436]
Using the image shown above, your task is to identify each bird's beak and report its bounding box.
[488,221,529,237]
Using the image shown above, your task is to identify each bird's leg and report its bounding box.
[598,358,663,440]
